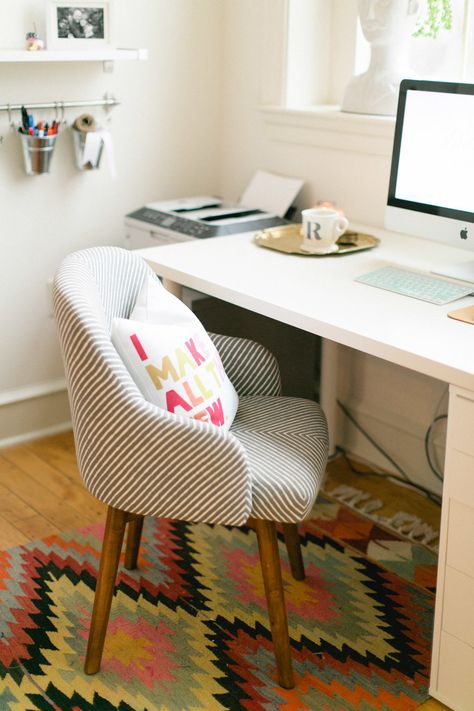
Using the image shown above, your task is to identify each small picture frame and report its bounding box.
[46,1,114,50]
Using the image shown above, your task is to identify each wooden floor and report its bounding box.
[0,431,106,548]
[0,431,450,711]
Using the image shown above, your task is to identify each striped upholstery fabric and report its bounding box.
[232,396,328,522]
[209,333,282,397]
[54,247,328,526]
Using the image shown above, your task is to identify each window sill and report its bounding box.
[259,105,396,156]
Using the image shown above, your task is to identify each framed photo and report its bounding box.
[46,1,114,50]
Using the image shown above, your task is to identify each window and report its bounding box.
[285,0,358,107]
[284,0,474,110]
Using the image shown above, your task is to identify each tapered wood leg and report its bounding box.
[255,519,294,689]
[283,523,305,581]
[124,515,144,570]
[84,505,127,675]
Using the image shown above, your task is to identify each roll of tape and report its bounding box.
[73,114,97,132]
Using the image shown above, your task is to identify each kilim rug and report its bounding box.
[0,493,437,711]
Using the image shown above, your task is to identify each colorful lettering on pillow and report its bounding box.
[129,330,228,427]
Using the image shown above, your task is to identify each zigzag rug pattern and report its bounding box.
[0,497,435,710]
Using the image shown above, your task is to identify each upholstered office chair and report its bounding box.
[53,246,328,689]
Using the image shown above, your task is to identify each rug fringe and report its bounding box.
[323,484,439,552]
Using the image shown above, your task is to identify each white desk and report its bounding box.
[137,224,474,711]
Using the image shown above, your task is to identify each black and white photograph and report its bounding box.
[46,0,113,49]
[57,7,105,39]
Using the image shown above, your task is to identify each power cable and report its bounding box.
[336,399,442,506]
[424,414,447,482]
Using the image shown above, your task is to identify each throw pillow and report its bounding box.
[111,274,238,430]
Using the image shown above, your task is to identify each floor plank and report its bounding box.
[0,517,29,549]
[25,435,80,481]
[1,445,106,520]
[12,514,62,541]
[417,700,452,711]
[0,453,102,536]
[0,482,39,524]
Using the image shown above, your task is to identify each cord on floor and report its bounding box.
[336,400,442,507]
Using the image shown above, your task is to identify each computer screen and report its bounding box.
[385,79,474,281]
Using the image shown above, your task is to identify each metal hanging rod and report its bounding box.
[0,96,120,114]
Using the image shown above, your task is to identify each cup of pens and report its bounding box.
[18,106,60,176]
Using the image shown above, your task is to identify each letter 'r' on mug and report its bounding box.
[301,208,349,254]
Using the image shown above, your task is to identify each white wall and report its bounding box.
[218,0,446,496]
[0,0,224,445]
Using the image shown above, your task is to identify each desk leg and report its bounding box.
[162,278,183,300]
[320,339,338,457]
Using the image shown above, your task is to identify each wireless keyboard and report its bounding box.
[355,265,474,305]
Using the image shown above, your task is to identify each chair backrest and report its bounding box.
[59,246,150,330]
[54,246,251,523]
[53,247,154,494]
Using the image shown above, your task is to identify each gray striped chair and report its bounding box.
[53,246,329,689]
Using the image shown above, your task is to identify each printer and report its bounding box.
[125,171,304,249]
[124,195,289,249]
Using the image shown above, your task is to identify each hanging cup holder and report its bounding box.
[72,128,104,171]
[20,132,58,175]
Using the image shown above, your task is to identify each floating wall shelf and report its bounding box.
[0,48,148,63]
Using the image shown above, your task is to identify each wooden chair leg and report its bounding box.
[283,523,305,581]
[124,515,144,570]
[255,519,294,689]
[84,505,128,675]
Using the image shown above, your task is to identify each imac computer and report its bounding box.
[385,79,474,283]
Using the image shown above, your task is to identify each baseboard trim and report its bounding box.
[0,379,67,407]
[0,421,72,450]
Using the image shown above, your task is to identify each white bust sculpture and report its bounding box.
[342,0,419,116]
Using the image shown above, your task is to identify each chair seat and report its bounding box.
[231,396,328,522]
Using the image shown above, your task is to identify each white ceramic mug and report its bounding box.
[301,208,349,254]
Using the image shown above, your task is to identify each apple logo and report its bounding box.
[460,227,469,240]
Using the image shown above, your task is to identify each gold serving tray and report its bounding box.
[254,224,379,256]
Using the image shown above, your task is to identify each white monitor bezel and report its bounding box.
[385,79,474,254]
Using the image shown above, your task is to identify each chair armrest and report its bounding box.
[209,333,282,396]
[76,389,252,526]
